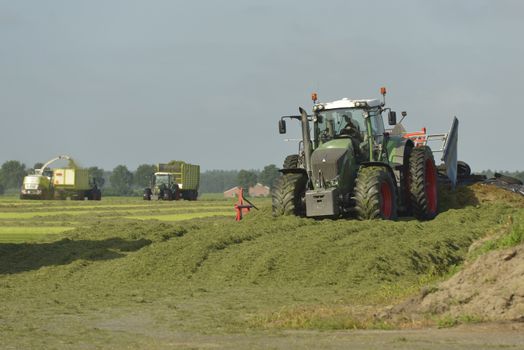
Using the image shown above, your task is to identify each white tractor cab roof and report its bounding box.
[315,98,383,111]
[155,172,171,176]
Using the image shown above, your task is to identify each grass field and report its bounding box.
[1,187,523,349]
[0,195,239,242]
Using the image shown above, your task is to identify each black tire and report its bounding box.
[408,146,438,220]
[457,161,471,178]
[272,173,308,216]
[354,166,398,220]
[94,189,102,201]
[143,188,152,200]
[191,190,198,200]
[283,154,299,169]
[164,188,173,201]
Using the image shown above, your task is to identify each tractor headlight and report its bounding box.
[313,104,324,112]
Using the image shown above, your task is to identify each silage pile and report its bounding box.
[419,244,523,321]
[389,184,524,324]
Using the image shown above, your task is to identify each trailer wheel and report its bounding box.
[93,189,102,200]
[272,173,307,216]
[354,166,398,220]
[408,146,438,220]
[457,161,471,178]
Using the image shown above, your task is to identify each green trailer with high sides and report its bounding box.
[143,161,200,201]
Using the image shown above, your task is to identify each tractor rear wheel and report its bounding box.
[283,154,299,169]
[272,173,307,216]
[354,166,398,220]
[164,188,173,200]
[408,146,438,220]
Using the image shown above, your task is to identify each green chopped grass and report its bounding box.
[0,226,75,243]
[0,184,523,347]
[126,211,233,221]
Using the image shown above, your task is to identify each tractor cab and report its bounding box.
[154,172,172,187]
[144,172,180,200]
[312,99,387,161]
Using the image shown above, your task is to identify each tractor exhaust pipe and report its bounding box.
[299,107,313,181]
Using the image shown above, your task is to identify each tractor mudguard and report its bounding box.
[387,137,415,185]
[279,168,308,175]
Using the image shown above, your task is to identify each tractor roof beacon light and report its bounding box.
[380,86,387,106]
[311,92,318,104]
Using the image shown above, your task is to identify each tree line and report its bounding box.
[0,160,281,196]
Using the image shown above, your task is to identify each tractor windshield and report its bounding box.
[316,108,367,141]
[155,174,170,186]
[24,175,40,184]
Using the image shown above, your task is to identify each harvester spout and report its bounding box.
[36,155,75,175]
[299,107,313,179]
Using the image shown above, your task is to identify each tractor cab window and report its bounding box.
[24,176,40,184]
[316,108,366,142]
[368,109,385,143]
[155,174,171,186]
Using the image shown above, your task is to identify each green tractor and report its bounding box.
[143,161,200,201]
[272,88,458,220]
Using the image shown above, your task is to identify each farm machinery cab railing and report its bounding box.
[273,87,458,220]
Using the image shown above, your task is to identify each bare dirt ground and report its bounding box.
[154,324,524,350]
[388,243,524,326]
[4,308,524,350]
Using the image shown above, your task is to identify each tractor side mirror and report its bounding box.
[278,119,287,134]
[388,111,397,126]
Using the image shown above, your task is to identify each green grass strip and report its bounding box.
[0,226,75,243]
[0,206,232,219]
[126,211,232,221]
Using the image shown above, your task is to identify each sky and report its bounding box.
[1,0,523,171]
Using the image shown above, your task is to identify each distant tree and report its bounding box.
[0,160,27,189]
[199,170,239,193]
[33,162,44,170]
[88,166,106,188]
[134,164,156,188]
[258,164,281,188]
[237,169,258,190]
[0,183,4,195]
[109,165,133,195]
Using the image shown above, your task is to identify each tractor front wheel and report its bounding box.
[354,166,398,220]
[408,146,438,220]
[272,173,307,216]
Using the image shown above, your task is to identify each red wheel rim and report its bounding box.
[425,159,437,214]
[380,182,393,218]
